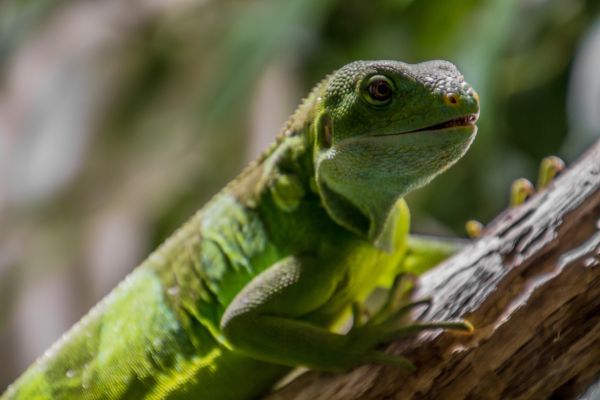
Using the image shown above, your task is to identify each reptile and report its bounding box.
[3,60,481,399]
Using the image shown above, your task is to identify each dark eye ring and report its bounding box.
[364,75,394,105]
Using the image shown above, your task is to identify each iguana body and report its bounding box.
[3,60,479,399]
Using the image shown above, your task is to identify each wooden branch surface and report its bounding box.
[268,140,600,400]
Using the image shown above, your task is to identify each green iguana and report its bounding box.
[3,60,481,399]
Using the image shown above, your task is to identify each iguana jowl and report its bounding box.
[3,60,480,400]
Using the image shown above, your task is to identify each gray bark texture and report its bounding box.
[267,139,600,400]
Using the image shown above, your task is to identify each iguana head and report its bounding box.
[312,60,479,250]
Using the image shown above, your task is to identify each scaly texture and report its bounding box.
[2,60,479,400]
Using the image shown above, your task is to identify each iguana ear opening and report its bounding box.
[315,110,333,149]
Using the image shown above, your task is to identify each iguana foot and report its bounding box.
[536,155,565,189]
[466,156,565,237]
[510,177,535,207]
[349,274,473,370]
[511,155,564,206]
[465,219,484,239]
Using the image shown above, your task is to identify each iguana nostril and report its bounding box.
[444,92,459,106]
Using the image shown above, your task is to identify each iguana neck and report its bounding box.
[226,89,321,211]
[268,85,324,192]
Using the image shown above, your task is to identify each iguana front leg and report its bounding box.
[221,255,471,371]
[221,255,366,371]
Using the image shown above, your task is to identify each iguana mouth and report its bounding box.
[409,114,478,133]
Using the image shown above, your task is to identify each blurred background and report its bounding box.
[1,0,599,389]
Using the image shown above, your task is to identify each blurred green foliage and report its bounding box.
[144,0,599,236]
[1,0,599,389]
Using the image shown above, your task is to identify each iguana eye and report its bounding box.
[364,75,394,105]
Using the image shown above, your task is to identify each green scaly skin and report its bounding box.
[2,60,479,400]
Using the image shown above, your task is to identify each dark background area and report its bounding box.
[1,0,599,388]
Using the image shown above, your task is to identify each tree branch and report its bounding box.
[268,140,600,400]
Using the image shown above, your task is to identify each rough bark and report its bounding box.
[268,140,600,400]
